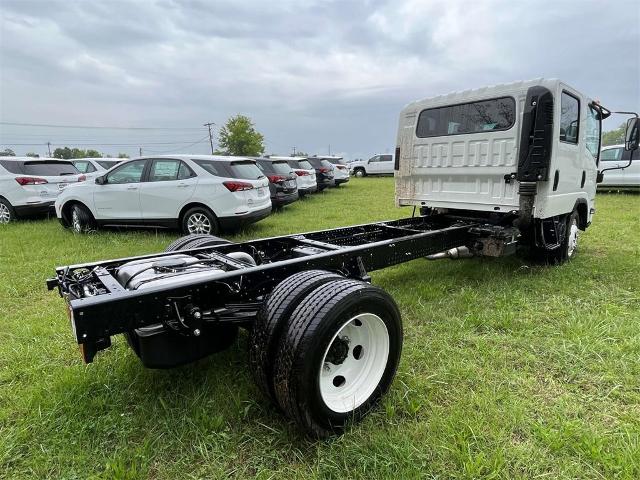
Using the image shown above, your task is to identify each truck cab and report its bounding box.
[394,79,625,262]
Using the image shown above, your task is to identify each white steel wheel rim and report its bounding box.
[0,203,10,223]
[187,213,211,234]
[355,170,364,177]
[72,210,82,233]
[567,218,579,257]
[319,313,389,413]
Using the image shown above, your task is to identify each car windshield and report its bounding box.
[97,160,119,169]
[23,161,79,176]
[227,161,265,180]
[270,161,294,175]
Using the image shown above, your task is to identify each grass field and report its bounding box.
[1,177,639,479]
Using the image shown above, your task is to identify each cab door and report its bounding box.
[93,159,147,220]
[139,159,197,219]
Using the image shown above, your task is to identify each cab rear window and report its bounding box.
[416,96,516,138]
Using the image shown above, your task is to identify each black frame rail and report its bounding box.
[48,216,476,350]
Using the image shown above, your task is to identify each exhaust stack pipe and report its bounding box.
[426,246,473,260]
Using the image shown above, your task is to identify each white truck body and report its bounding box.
[395,79,603,225]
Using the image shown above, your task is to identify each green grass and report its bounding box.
[1,178,639,479]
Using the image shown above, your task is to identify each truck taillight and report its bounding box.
[319,167,329,173]
[394,146,400,170]
[223,181,254,192]
[295,170,309,176]
[15,176,48,185]
[267,175,287,183]
[78,175,86,182]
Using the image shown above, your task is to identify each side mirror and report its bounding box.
[95,175,106,185]
[596,172,604,184]
[625,117,639,151]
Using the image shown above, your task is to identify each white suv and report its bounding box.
[55,155,272,234]
[0,157,85,223]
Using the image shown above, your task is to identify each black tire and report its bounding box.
[249,270,344,404]
[532,210,580,265]
[181,206,219,235]
[353,168,366,178]
[165,234,231,252]
[183,236,233,250]
[0,197,15,224]
[70,203,96,233]
[273,279,403,438]
[165,234,214,252]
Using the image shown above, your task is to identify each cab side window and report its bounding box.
[560,92,580,144]
[369,156,380,163]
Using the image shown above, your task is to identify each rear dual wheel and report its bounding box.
[251,273,402,437]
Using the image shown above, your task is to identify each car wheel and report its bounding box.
[0,198,15,224]
[182,207,219,235]
[273,278,403,438]
[71,204,96,233]
[249,270,344,405]
[532,210,580,265]
[354,168,366,178]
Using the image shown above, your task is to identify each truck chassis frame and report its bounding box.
[47,214,493,362]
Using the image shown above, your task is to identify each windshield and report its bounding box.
[23,161,79,176]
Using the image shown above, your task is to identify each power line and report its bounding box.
[0,121,202,130]
[142,135,210,154]
[1,140,207,146]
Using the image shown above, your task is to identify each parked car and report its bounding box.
[316,156,350,186]
[255,158,299,207]
[270,156,318,196]
[71,157,122,179]
[306,157,335,190]
[597,144,640,189]
[55,155,271,234]
[349,154,394,177]
[0,157,85,223]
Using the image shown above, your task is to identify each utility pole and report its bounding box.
[139,147,143,156]
[292,146,296,156]
[204,122,215,154]
[328,144,331,156]
[47,142,51,156]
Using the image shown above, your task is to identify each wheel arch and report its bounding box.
[60,199,94,227]
[573,198,589,230]
[178,202,219,223]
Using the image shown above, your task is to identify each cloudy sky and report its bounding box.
[1,0,638,159]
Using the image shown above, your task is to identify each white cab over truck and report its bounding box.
[395,78,638,262]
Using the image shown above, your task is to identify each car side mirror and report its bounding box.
[95,175,106,185]
[624,117,639,151]
[596,172,604,183]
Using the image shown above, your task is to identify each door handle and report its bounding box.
[177,183,188,188]
[126,185,138,190]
